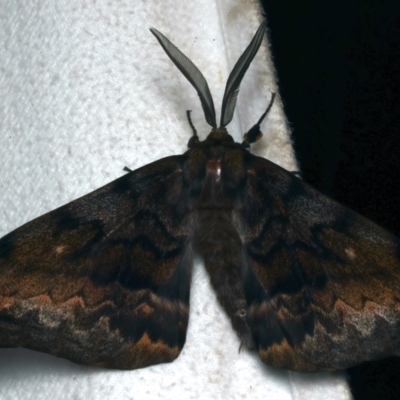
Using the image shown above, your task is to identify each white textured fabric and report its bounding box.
[0,1,352,399]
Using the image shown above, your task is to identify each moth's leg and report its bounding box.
[123,166,133,173]
[242,93,276,148]
[196,210,253,349]
[186,110,200,148]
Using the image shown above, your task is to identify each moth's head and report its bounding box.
[187,127,234,148]
[150,21,274,150]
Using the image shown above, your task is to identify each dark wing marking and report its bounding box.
[238,155,400,372]
[0,156,194,369]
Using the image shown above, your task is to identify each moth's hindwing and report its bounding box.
[239,155,400,372]
[0,156,193,369]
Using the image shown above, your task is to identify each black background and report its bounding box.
[260,1,400,399]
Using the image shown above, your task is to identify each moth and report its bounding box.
[1,21,400,373]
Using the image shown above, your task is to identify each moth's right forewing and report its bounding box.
[0,156,195,369]
[238,155,400,372]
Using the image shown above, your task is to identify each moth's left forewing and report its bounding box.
[237,154,400,372]
[0,156,194,369]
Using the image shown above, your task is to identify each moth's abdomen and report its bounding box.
[196,209,253,348]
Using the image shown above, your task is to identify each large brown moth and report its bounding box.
[1,20,400,373]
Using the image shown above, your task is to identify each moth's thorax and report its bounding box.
[185,142,247,209]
